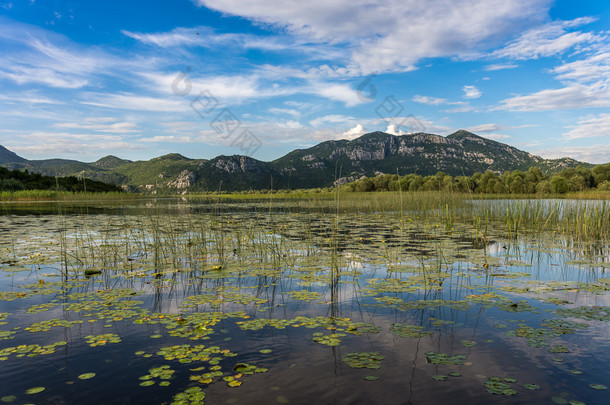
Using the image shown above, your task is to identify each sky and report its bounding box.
[0,0,609,164]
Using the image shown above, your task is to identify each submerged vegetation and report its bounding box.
[0,192,609,404]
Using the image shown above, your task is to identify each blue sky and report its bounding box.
[0,0,609,163]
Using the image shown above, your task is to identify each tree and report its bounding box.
[356,177,374,192]
[536,180,551,194]
[550,175,568,194]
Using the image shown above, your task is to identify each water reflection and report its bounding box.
[0,199,608,404]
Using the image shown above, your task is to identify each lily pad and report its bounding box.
[25,387,45,395]
[78,373,96,380]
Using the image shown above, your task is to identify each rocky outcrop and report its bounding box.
[214,156,262,173]
[168,170,196,189]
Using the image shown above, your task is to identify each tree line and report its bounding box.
[342,164,610,194]
[0,166,123,193]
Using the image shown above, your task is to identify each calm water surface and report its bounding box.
[0,198,608,404]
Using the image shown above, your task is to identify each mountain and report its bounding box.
[0,130,592,192]
[92,155,132,170]
[0,145,27,164]
[271,130,586,188]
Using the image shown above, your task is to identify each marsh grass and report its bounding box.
[0,190,141,202]
[1,191,609,404]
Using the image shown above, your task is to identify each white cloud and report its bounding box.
[484,63,519,71]
[342,124,366,139]
[536,144,610,164]
[463,85,482,99]
[7,130,143,158]
[281,120,303,129]
[54,118,139,133]
[122,27,293,51]
[385,124,409,135]
[123,27,203,48]
[466,123,506,132]
[371,116,446,134]
[307,82,368,106]
[444,106,475,113]
[195,0,551,74]
[0,91,60,105]
[480,133,511,141]
[496,41,610,112]
[490,17,599,60]
[563,113,610,140]
[80,93,189,112]
[497,82,610,111]
[17,131,124,142]
[11,141,142,156]
[139,135,195,143]
[0,66,88,88]
[309,114,357,127]
[412,95,448,105]
[412,95,473,112]
[0,19,159,91]
[269,108,301,119]
[551,51,610,83]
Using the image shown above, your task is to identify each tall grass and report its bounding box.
[0,190,139,202]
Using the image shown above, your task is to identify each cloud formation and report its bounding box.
[462,85,482,99]
[195,0,551,74]
[563,113,610,140]
[342,124,366,139]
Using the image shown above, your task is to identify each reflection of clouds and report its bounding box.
[343,251,365,269]
[486,242,506,255]
[1,203,610,404]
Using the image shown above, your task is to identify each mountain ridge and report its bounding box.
[0,130,593,192]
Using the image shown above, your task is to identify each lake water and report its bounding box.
[0,198,609,404]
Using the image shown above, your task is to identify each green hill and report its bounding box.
[0,130,595,192]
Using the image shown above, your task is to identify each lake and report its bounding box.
[0,196,609,404]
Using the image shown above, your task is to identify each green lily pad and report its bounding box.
[78,373,96,380]
[25,387,45,395]
[342,352,384,369]
[524,384,541,390]
[589,384,607,390]
[364,375,379,381]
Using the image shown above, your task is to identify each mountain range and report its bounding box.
[0,130,590,192]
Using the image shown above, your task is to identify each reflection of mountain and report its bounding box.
[0,130,589,192]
